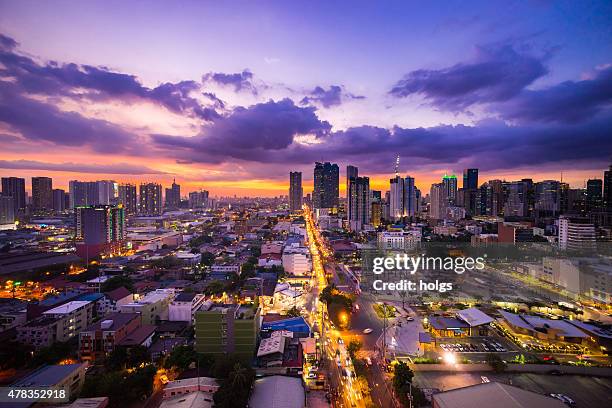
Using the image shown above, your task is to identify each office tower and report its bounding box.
[348,176,370,231]
[371,190,382,202]
[313,162,339,209]
[558,215,596,250]
[97,180,117,205]
[0,196,15,224]
[118,184,138,214]
[415,188,421,214]
[69,180,100,207]
[289,172,303,212]
[429,182,447,220]
[605,163,612,210]
[564,188,586,215]
[164,179,181,209]
[535,180,561,218]
[189,190,209,209]
[139,183,162,215]
[52,189,66,212]
[479,180,504,216]
[32,177,53,211]
[1,177,26,213]
[346,165,358,202]
[371,202,382,227]
[389,175,417,220]
[75,205,126,259]
[586,179,603,212]
[504,179,534,218]
[403,176,417,218]
[442,174,457,205]
[463,168,478,190]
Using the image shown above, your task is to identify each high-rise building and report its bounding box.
[478,180,504,216]
[504,179,534,218]
[442,174,457,205]
[139,183,162,215]
[1,177,26,213]
[346,165,358,202]
[463,168,478,190]
[0,196,15,224]
[118,184,137,214]
[389,175,417,220]
[313,162,339,209]
[165,179,181,209]
[75,205,126,259]
[604,163,612,210]
[188,190,209,209]
[52,189,66,213]
[558,215,596,251]
[69,180,101,208]
[97,180,117,205]
[289,172,303,212]
[586,179,603,212]
[535,180,561,218]
[429,182,447,220]
[32,177,53,211]
[348,176,370,231]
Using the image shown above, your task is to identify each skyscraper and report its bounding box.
[463,168,478,190]
[0,196,15,224]
[289,172,303,212]
[165,179,181,209]
[52,189,66,213]
[32,177,53,211]
[479,180,504,216]
[389,175,417,220]
[348,176,370,231]
[429,182,447,220]
[586,179,603,212]
[75,205,126,259]
[504,179,534,218]
[442,174,457,205]
[313,162,339,209]
[603,164,612,210]
[69,180,100,208]
[118,184,138,214]
[535,180,561,218]
[346,165,358,201]
[139,183,162,215]
[189,190,209,209]
[97,180,118,205]
[1,177,26,213]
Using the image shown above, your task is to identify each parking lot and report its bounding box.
[439,339,508,353]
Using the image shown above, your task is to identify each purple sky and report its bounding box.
[1,1,611,195]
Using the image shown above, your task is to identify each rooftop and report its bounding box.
[160,391,214,408]
[249,376,305,408]
[43,300,91,315]
[428,316,470,330]
[12,364,85,387]
[432,382,566,408]
[84,312,140,332]
[456,308,494,327]
[117,325,156,346]
[105,286,132,302]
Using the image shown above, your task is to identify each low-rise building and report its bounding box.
[169,292,208,323]
[119,289,175,325]
[281,245,311,276]
[99,286,134,315]
[43,300,94,341]
[17,315,61,348]
[162,377,219,399]
[11,363,87,400]
[79,312,141,362]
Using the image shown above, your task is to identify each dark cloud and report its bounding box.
[0,82,140,154]
[0,33,221,121]
[300,85,365,108]
[152,98,332,163]
[0,33,18,51]
[389,44,548,111]
[0,159,165,174]
[202,69,257,93]
[495,65,612,123]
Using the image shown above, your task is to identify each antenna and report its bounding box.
[394,155,400,177]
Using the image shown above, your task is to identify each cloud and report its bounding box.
[202,69,257,93]
[152,98,332,163]
[0,159,165,174]
[494,65,612,123]
[300,85,365,108]
[0,33,221,121]
[0,82,141,153]
[389,44,548,111]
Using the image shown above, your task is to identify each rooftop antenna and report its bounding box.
[394,155,400,177]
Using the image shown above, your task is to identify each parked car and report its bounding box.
[363,328,373,334]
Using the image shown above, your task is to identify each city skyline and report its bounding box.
[1,1,612,196]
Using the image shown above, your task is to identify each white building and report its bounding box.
[377,230,421,251]
[175,251,202,266]
[558,216,596,250]
[169,292,208,323]
[120,289,175,325]
[43,300,94,341]
[282,245,311,276]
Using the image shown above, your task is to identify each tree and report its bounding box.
[101,275,134,293]
[164,345,197,371]
[286,306,301,317]
[347,340,362,359]
[392,361,425,407]
[486,353,507,373]
[213,360,255,408]
[200,251,216,266]
[126,345,151,368]
[106,347,128,371]
[29,341,73,367]
[204,280,225,295]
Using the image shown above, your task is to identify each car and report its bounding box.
[307,372,317,379]
[481,376,490,383]
[365,357,372,366]
[363,328,373,334]
[338,338,344,344]
[406,316,414,321]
